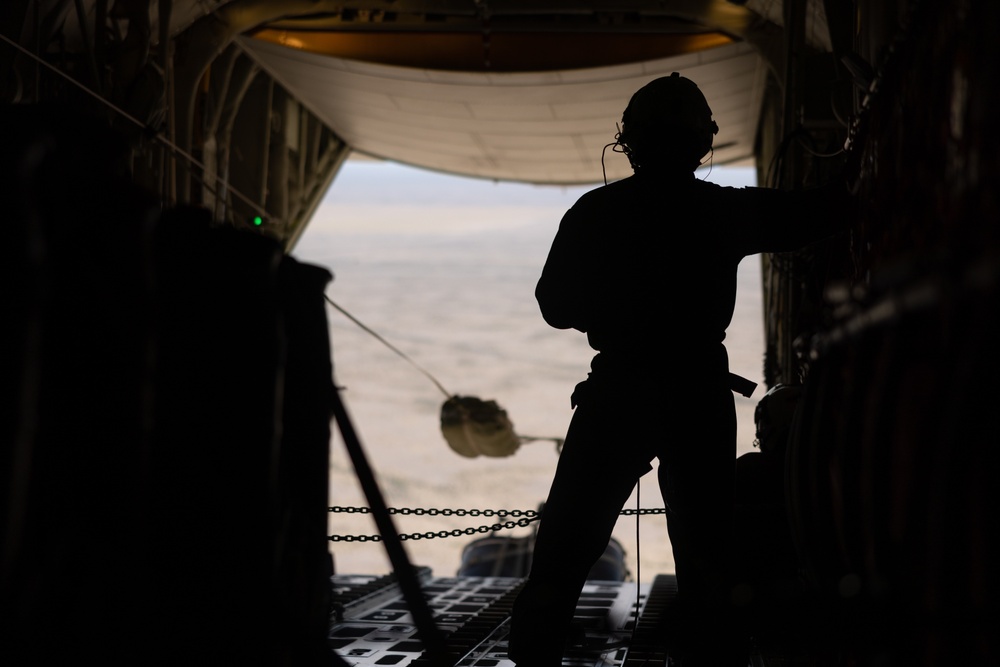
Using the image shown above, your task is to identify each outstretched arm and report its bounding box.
[732,178,856,256]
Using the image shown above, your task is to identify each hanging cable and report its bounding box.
[632,477,641,647]
[601,122,634,185]
[698,147,714,180]
[324,294,451,399]
[0,31,272,223]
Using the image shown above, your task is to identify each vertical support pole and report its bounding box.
[216,57,260,224]
[259,77,274,212]
[283,139,350,252]
[267,85,289,230]
[73,0,102,94]
[297,106,308,218]
[32,2,42,104]
[781,0,807,385]
[160,0,174,205]
[330,388,450,667]
[34,1,41,101]
[202,46,242,212]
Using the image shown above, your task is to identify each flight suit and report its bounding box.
[508,167,847,666]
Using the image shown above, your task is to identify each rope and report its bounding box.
[325,294,452,398]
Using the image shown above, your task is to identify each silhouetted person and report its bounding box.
[506,73,852,667]
[733,384,802,607]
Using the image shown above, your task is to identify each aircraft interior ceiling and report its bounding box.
[6,0,834,186]
[240,37,765,184]
[233,0,829,184]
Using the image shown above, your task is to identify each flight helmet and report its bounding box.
[753,384,803,455]
[619,72,719,170]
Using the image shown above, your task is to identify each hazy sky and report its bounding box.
[298,158,764,577]
[305,158,757,236]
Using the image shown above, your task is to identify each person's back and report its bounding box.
[536,167,838,377]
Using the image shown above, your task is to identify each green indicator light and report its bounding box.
[253,215,263,226]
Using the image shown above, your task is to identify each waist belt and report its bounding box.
[729,372,757,398]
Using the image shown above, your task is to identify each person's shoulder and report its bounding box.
[576,175,641,201]
[690,178,759,195]
[564,175,641,213]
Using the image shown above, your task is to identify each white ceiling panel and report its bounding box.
[240,37,765,185]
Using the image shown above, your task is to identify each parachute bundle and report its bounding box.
[322,295,554,458]
[440,395,521,458]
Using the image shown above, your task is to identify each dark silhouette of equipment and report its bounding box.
[2,105,342,666]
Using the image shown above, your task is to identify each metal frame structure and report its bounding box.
[1,1,353,248]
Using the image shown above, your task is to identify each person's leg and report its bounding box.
[657,384,740,664]
[508,400,651,666]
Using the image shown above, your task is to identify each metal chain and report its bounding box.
[619,508,668,516]
[329,506,540,518]
[329,517,537,543]
[328,506,667,542]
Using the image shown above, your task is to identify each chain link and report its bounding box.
[619,508,668,516]
[327,505,666,542]
[329,506,540,519]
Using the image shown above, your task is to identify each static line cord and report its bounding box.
[698,147,714,180]
[324,294,452,399]
[633,476,641,646]
[0,31,271,222]
[601,123,630,186]
[324,294,565,447]
[601,140,620,186]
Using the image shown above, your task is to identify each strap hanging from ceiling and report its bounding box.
[474,0,492,69]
